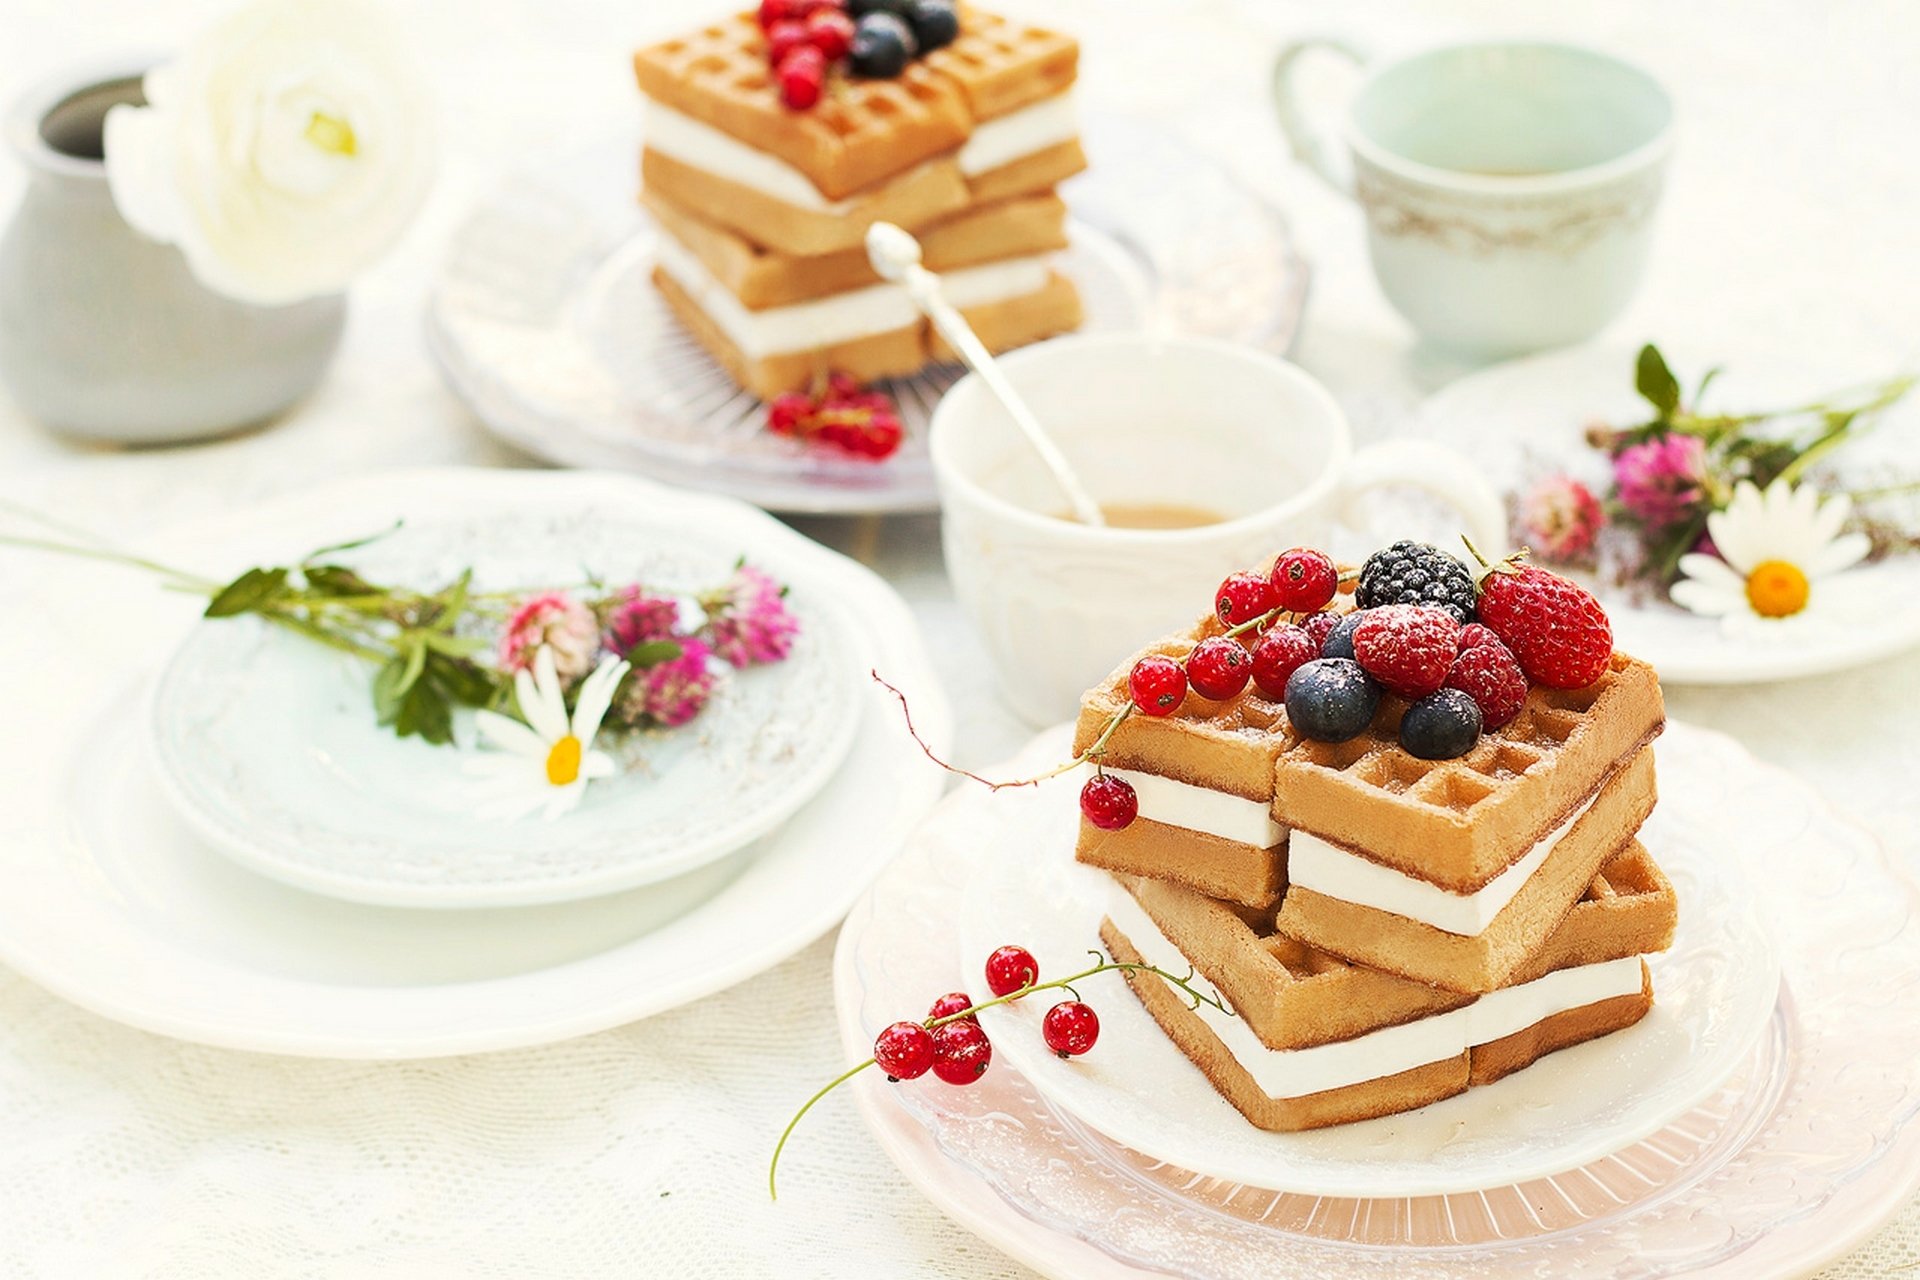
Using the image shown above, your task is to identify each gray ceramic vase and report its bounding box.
[0,61,346,445]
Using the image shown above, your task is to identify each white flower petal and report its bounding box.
[580,752,619,781]
[1811,532,1872,576]
[1810,491,1854,547]
[1704,507,1757,573]
[541,781,587,821]
[1670,578,1744,617]
[1676,553,1747,591]
[473,710,548,757]
[518,651,569,742]
[570,656,630,741]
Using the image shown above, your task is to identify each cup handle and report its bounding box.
[1339,441,1510,555]
[1272,36,1368,198]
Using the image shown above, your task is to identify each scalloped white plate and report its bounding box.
[836,723,1920,1276]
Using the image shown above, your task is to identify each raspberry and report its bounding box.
[873,1021,934,1081]
[805,8,855,58]
[1079,773,1137,831]
[1468,547,1614,689]
[1185,636,1251,701]
[929,1020,992,1085]
[1250,624,1316,699]
[766,17,811,64]
[758,0,806,27]
[1457,623,1502,652]
[1357,541,1477,623]
[1128,655,1186,716]
[1214,571,1277,628]
[1041,1001,1100,1057]
[1445,641,1528,730]
[1302,611,1340,650]
[1269,548,1338,613]
[1351,604,1460,699]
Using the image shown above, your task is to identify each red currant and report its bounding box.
[1302,611,1340,650]
[862,410,903,459]
[826,371,864,400]
[1127,655,1187,716]
[1270,548,1339,613]
[758,0,805,28]
[930,1020,992,1085]
[804,9,855,58]
[777,46,825,109]
[1041,1001,1100,1057]
[927,992,975,1023]
[1079,773,1137,831]
[766,18,811,64]
[873,1020,934,1081]
[1185,636,1251,701]
[985,945,1038,997]
[1214,571,1277,628]
[767,391,813,436]
[1250,624,1317,699]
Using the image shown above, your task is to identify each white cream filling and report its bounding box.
[1288,785,1604,937]
[1085,764,1282,849]
[642,93,1078,210]
[1107,883,1644,1100]
[654,232,1051,357]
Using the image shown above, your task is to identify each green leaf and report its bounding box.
[426,653,501,709]
[623,640,684,669]
[1635,344,1682,419]
[390,679,454,744]
[300,522,401,564]
[371,653,411,725]
[422,632,486,658]
[438,568,472,621]
[205,566,289,618]
[301,564,374,596]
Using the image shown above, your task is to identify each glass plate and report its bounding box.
[426,115,1309,515]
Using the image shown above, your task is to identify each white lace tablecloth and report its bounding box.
[1,0,1917,1274]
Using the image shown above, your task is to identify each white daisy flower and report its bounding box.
[1670,479,1870,631]
[466,646,630,821]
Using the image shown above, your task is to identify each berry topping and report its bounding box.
[1351,604,1461,699]
[1269,548,1339,613]
[776,46,826,109]
[766,17,811,63]
[929,1020,992,1085]
[927,991,975,1022]
[759,0,808,27]
[1079,773,1137,831]
[1400,688,1484,760]
[1467,544,1614,689]
[1128,654,1187,716]
[1356,540,1478,623]
[1456,622,1502,652]
[985,945,1038,997]
[848,0,913,14]
[1445,640,1528,730]
[1302,611,1341,651]
[766,391,812,436]
[763,377,903,458]
[1319,611,1364,660]
[1041,1000,1101,1057]
[1185,636,1252,701]
[873,1020,934,1081]
[1284,658,1381,743]
[1215,570,1278,628]
[849,11,917,76]
[906,0,960,51]
[1250,624,1317,699]
[805,8,856,58]
[802,0,847,13]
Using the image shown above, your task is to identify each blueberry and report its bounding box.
[908,0,959,51]
[1400,688,1484,760]
[849,11,917,77]
[849,0,914,16]
[1320,612,1365,661]
[1284,659,1381,743]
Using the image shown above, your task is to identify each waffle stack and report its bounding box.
[632,9,1086,399]
[1072,599,1676,1132]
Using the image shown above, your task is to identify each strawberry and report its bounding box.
[1350,604,1459,699]
[1466,544,1613,690]
[1445,640,1528,730]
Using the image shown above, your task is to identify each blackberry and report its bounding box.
[1356,541,1477,623]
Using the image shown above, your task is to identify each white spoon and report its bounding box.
[866,222,1105,527]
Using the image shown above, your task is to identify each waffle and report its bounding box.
[967,137,1087,204]
[633,10,1077,202]
[653,264,1080,400]
[1103,842,1674,1131]
[645,188,1070,309]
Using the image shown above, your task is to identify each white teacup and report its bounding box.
[928,333,1507,725]
[1275,39,1675,359]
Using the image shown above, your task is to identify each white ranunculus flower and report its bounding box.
[104,0,435,306]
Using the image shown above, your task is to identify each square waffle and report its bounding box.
[633,10,1077,203]
[1102,843,1675,1131]
[644,187,1070,309]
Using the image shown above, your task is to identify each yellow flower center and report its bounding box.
[305,111,358,157]
[1745,559,1811,618]
[544,735,583,786]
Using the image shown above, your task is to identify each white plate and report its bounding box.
[950,727,1776,1198]
[1406,341,1920,683]
[835,723,1920,1276]
[0,469,950,1057]
[149,508,860,908]
[425,116,1309,515]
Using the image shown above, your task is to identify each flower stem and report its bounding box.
[767,952,1230,1200]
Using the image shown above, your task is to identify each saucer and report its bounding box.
[149,509,861,908]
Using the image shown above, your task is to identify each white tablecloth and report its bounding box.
[1,0,1917,1274]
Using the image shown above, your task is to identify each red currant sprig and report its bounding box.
[768,947,1231,1199]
